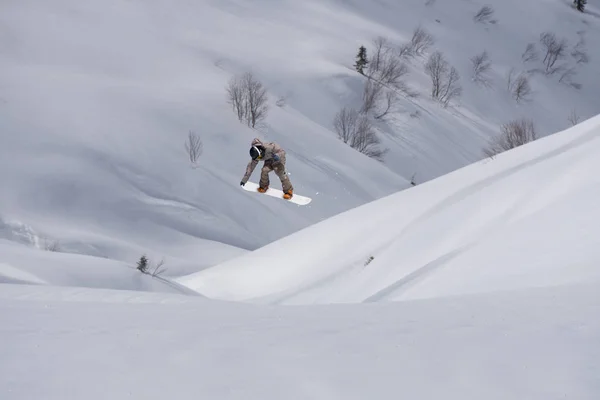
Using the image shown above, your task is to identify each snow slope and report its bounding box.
[1,0,599,271]
[179,114,600,304]
[2,280,599,400]
[0,239,197,295]
[0,0,410,267]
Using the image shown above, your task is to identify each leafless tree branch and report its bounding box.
[184,131,203,165]
[484,118,538,157]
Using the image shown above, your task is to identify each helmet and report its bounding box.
[250,145,263,160]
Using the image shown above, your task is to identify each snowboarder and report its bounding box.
[240,138,294,199]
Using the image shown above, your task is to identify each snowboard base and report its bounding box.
[242,181,312,205]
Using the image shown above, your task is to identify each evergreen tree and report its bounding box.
[354,46,368,75]
[574,0,586,12]
[137,255,149,273]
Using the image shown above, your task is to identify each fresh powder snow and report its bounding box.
[1,0,600,399]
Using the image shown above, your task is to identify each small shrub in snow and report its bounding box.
[333,107,388,161]
[425,51,462,107]
[484,118,538,157]
[226,72,268,128]
[354,45,368,74]
[43,238,60,252]
[473,6,495,24]
[275,95,287,107]
[184,131,203,166]
[410,173,418,186]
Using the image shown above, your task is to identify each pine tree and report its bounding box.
[574,0,587,12]
[354,46,368,75]
[137,255,149,273]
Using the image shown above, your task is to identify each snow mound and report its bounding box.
[178,114,600,304]
[0,240,197,295]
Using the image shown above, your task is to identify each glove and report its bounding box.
[240,181,245,186]
[273,154,280,162]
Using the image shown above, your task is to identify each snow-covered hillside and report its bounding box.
[2,1,600,398]
[179,114,600,304]
[1,0,599,270]
[3,115,600,399]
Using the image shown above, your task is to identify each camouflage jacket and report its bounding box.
[241,138,286,183]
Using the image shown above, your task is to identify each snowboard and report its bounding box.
[242,181,312,205]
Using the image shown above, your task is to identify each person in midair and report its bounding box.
[240,138,294,199]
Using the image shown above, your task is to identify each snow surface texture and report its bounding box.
[179,115,600,304]
[1,0,599,267]
[2,282,599,400]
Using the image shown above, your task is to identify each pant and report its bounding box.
[260,155,293,193]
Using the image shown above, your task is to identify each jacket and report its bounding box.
[241,138,286,183]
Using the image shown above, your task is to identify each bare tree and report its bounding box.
[368,36,389,74]
[568,109,580,126]
[473,6,495,23]
[151,258,167,277]
[333,107,387,161]
[506,67,516,91]
[559,67,577,84]
[227,76,246,121]
[522,43,539,63]
[571,36,589,64]
[512,73,532,103]
[226,72,268,128]
[184,131,203,166]
[333,106,358,144]
[374,91,398,120]
[471,50,492,86]
[410,26,435,56]
[484,118,538,157]
[361,79,383,115]
[363,36,412,116]
[242,72,268,128]
[426,51,445,100]
[539,32,568,74]
[425,51,462,107]
[506,68,532,102]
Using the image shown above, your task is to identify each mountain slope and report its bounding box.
[0,0,409,268]
[1,0,598,272]
[178,114,600,304]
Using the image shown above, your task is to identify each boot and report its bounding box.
[283,189,293,200]
[257,186,268,193]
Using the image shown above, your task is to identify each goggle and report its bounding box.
[253,145,263,160]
